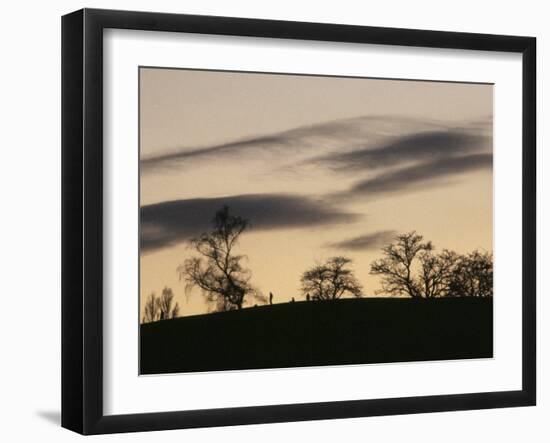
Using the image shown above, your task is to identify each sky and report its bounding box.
[139,67,493,318]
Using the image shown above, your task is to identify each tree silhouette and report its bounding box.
[301,256,362,300]
[447,250,493,298]
[178,206,255,311]
[370,232,433,298]
[142,287,180,323]
[417,249,459,298]
[143,292,159,323]
[371,232,493,298]
[158,287,179,320]
[171,302,180,318]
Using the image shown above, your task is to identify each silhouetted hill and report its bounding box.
[140,297,492,374]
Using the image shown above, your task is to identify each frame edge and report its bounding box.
[61,8,85,435]
[521,36,537,406]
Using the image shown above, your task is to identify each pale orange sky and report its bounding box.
[139,67,493,318]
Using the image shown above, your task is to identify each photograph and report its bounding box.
[139,67,494,375]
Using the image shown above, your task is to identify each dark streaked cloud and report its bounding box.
[326,230,398,251]
[140,115,463,173]
[141,116,369,172]
[338,153,492,198]
[314,130,490,172]
[141,194,361,252]
[141,133,294,171]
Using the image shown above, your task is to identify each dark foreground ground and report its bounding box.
[140,297,493,374]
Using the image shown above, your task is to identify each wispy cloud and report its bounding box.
[140,115,461,173]
[313,130,491,172]
[335,153,492,199]
[326,230,398,251]
[141,194,362,252]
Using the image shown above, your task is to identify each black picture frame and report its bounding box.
[62,8,536,435]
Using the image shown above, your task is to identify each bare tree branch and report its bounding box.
[370,232,492,298]
[178,206,255,311]
[301,256,362,300]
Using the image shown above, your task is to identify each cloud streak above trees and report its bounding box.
[312,130,491,172]
[141,116,378,172]
[326,230,398,251]
[142,115,492,199]
[335,153,493,198]
[141,194,362,252]
[141,115,490,173]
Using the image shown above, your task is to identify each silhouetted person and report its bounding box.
[269,292,274,305]
[306,293,310,302]
[291,297,295,303]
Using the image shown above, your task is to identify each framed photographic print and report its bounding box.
[62,8,536,435]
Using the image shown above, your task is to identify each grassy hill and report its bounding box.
[140,297,492,374]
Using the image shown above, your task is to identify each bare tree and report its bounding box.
[301,256,362,300]
[417,249,459,298]
[178,206,255,311]
[370,232,492,298]
[370,232,460,298]
[142,288,180,323]
[171,302,180,319]
[143,292,159,323]
[370,232,432,298]
[447,250,493,298]
[158,287,175,320]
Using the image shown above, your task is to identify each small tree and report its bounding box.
[158,287,177,320]
[301,256,362,300]
[158,287,172,320]
[447,250,493,298]
[143,292,159,323]
[142,288,180,323]
[171,302,180,318]
[178,206,255,311]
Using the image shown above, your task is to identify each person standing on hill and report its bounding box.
[269,292,274,305]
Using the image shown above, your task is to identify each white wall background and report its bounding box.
[0,1,546,441]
